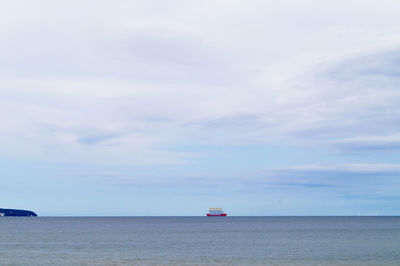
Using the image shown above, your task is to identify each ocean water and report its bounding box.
[0,217,400,265]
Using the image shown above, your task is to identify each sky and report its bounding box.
[1,0,400,216]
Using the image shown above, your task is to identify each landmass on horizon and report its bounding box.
[0,208,37,217]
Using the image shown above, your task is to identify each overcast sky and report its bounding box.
[1,0,400,215]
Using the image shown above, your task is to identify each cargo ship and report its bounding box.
[207,208,227,216]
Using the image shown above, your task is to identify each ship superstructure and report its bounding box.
[207,208,227,216]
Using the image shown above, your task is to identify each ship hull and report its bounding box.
[207,214,227,216]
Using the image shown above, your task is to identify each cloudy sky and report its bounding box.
[1,0,400,216]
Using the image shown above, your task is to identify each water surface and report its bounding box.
[0,216,399,265]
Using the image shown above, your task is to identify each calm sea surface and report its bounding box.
[0,216,400,265]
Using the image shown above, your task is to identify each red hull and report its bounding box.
[207,213,227,216]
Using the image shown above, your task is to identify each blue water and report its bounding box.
[1,216,400,265]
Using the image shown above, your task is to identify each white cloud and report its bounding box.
[279,163,400,174]
[1,0,400,164]
[327,135,400,152]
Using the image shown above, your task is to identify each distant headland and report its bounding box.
[0,208,37,217]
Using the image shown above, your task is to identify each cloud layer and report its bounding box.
[1,2,400,160]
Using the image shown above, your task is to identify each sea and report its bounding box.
[1,216,400,265]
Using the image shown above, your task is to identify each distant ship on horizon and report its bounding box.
[207,208,227,216]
